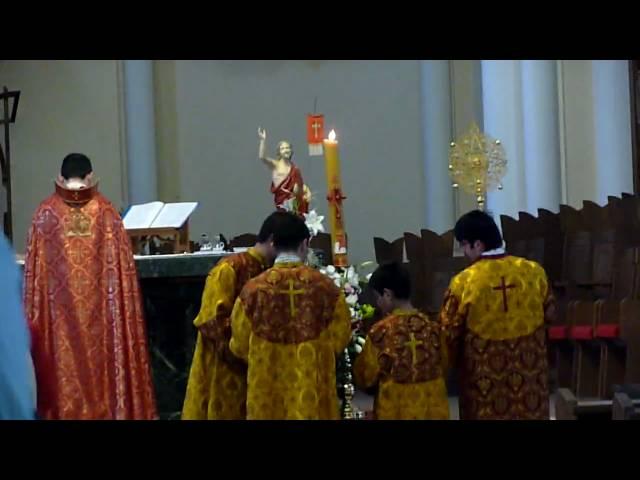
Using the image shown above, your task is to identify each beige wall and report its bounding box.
[154,60,180,203]
[558,60,598,208]
[449,60,603,215]
[0,60,126,253]
[159,60,425,264]
[0,59,617,258]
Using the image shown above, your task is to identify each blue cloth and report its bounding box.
[0,234,35,420]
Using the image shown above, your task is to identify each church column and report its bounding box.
[420,60,455,233]
[481,60,526,221]
[521,60,562,213]
[592,60,633,204]
[123,60,158,204]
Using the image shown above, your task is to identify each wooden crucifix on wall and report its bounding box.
[0,86,20,242]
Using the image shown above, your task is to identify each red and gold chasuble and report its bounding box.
[354,309,449,420]
[23,182,157,420]
[230,262,351,420]
[439,254,554,420]
[182,248,267,420]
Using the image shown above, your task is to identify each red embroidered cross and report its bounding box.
[492,276,516,312]
[326,187,346,220]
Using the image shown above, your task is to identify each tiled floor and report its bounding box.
[353,392,556,420]
[352,392,461,419]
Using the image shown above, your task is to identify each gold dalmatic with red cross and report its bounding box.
[439,254,555,420]
[354,309,450,420]
[229,262,352,420]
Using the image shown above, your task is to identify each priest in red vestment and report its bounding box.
[23,153,157,420]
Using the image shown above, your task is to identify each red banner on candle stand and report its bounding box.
[307,114,324,156]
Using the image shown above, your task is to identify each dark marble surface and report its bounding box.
[136,253,228,419]
[142,277,204,419]
[135,251,229,279]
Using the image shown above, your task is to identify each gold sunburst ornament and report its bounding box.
[448,122,507,210]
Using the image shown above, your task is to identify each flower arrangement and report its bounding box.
[303,209,324,237]
[319,262,375,361]
[318,262,376,418]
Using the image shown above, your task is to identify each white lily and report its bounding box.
[303,209,325,237]
[346,266,359,286]
[346,293,359,306]
[326,265,336,275]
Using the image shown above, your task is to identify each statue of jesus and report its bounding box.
[258,127,310,215]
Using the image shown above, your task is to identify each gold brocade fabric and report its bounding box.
[230,263,351,420]
[354,309,449,420]
[439,255,554,420]
[23,188,157,420]
[182,248,267,420]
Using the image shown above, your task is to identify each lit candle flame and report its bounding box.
[328,130,336,141]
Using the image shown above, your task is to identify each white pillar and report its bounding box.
[592,60,633,204]
[521,60,562,213]
[481,60,526,222]
[420,60,455,233]
[123,60,158,204]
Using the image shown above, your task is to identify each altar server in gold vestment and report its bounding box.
[439,210,555,420]
[181,213,284,420]
[230,212,351,420]
[354,262,449,420]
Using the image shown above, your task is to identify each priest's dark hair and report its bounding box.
[268,211,310,251]
[454,210,503,250]
[257,211,296,243]
[61,153,93,180]
[368,262,412,300]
